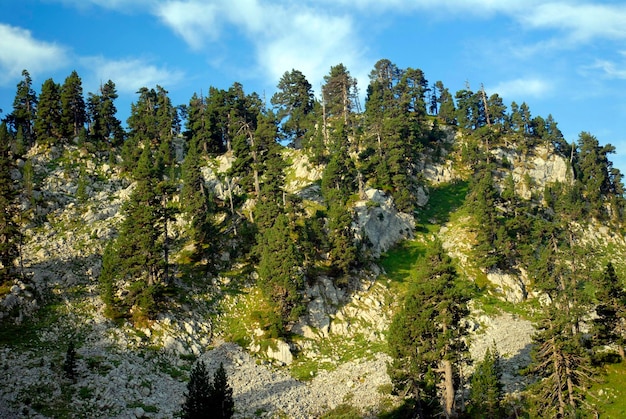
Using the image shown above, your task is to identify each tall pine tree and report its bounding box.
[388,241,470,418]
[0,123,20,285]
[60,70,86,139]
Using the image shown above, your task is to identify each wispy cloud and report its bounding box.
[521,3,626,43]
[154,0,365,88]
[82,56,185,93]
[588,58,626,80]
[155,1,220,50]
[0,24,68,85]
[489,77,554,100]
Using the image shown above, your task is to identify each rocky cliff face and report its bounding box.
[1,136,622,418]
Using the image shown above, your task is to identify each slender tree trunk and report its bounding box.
[564,355,576,410]
[357,171,366,200]
[442,359,455,418]
[163,193,169,285]
[227,177,237,236]
[552,338,566,417]
[322,92,329,146]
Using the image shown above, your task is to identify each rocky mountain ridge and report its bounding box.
[1,132,623,418]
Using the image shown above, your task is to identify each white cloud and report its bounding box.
[489,77,553,100]
[254,8,364,88]
[155,1,220,50]
[589,59,626,80]
[153,0,365,88]
[82,56,185,93]
[0,24,68,85]
[521,3,626,43]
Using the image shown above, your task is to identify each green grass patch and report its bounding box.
[290,333,386,381]
[320,403,362,419]
[0,300,66,349]
[472,293,540,321]
[417,180,468,230]
[592,361,626,418]
[379,240,429,286]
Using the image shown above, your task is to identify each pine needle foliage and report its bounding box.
[182,361,234,419]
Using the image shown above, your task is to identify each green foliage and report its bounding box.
[34,78,62,144]
[86,80,124,147]
[256,213,305,328]
[8,69,38,148]
[98,147,167,323]
[320,403,362,419]
[63,340,77,380]
[467,346,504,418]
[60,70,86,139]
[181,138,218,267]
[387,241,470,417]
[0,123,20,284]
[182,361,234,419]
[593,262,626,359]
[271,69,315,142]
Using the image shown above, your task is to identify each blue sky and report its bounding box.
[2,0,626,170]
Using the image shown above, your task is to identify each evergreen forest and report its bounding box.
[2,61,626,418]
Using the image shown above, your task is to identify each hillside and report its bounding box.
[2,62,626,418]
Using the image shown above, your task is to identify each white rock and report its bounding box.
[134,406,145,418]
[266,339,293,365]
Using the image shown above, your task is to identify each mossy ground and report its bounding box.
[592,361,626,418]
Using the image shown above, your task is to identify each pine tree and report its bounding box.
[63,340,77,380]
[271,69,315,142]
[468,346,503,418]
[211,363,234,419]
[435,81,456,125]
[34,78,63,144]
[0,123,20,285]
[87,80,123,147]
[100,146,164,323]
[322,63,359,124]
[593,262,626,360]
[387,241,470,418]
[182,361,234,419]
[181,138,217,266]
[256,213,305,331]
[524,227,598,418]
[60,70,86,139]
[182,360,213,419]
[8,69,38,148]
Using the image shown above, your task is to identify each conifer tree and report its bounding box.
[211,362,234,419]
[468,346,503,418]
[182,361,234,419]
[256,213,305,331]
[34,78,63,144]
[434,81,456,125]
[63,340,77,380]
[181,137,217,266]
[60,70,86,138]
[322,63,359,124]
[464,164,502,269]
[271,69,315,142]
[388,241,470,418]
[593,262,626,360]
[8,69,37,148]
[100,146,164,322]
[87,80,123,147]
[0,123,20,285]
[524,226,598,418]
[182,360,213,419]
